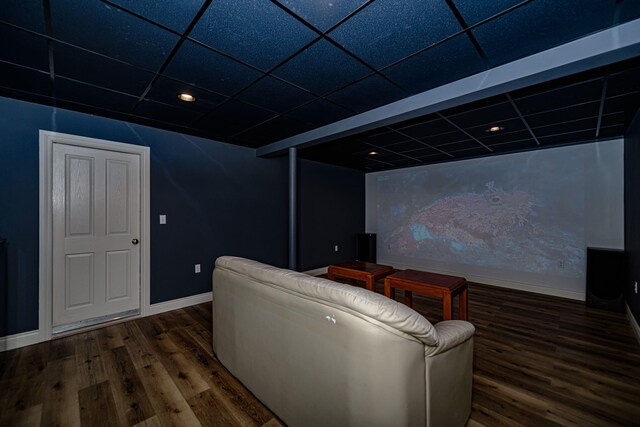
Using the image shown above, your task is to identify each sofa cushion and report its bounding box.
[215,256,439,346]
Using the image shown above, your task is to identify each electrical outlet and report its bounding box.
[334,245,339,252]
[558,260,565,269]
[159,214,166,224]
[195,264,201,273]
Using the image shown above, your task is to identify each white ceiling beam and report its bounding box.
[257,18,640,157]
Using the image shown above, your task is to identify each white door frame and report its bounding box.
[39,130,151,341]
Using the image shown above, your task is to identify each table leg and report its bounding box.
[365,276,374,291]
[443,292,452,320]
[403,290,413,308]
[458,286,468,321]
[384,279,395,300]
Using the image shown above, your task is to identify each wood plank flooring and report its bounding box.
[1,281,639,426]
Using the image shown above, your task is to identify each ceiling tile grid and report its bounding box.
[0,0,639,157]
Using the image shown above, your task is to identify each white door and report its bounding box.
[52,143,141,332]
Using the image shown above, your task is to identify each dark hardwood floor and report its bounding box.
[1,281,639,426]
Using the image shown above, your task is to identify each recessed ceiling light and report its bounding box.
[368,151,379,155]
[177,93,196,102]
[487,126,503,132]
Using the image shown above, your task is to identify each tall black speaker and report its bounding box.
[586,247,626,312]
[356,233,376,263]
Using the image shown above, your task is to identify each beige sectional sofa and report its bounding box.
[212,256,475,427]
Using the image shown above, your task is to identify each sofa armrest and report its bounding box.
[425,320,475,356]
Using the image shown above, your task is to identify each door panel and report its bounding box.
[106,250,130,301]
[66,155,94,236]
[53,143,140,329]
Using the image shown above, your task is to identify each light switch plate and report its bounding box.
[159,214,166,224]
[195,264,201,273]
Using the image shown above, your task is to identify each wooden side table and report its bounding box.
[384,269,468,321]
[327,260,394,292]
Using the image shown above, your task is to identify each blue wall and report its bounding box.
[299,160,365,271]
[0,96,293,336]
[624,108,640,325]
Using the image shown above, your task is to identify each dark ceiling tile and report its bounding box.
[452,0,523,26]
[53,43,155,96]
[472,0,615,66]
[439,140,485,153]
[532,116,598,137]
[620,0,640,24]
[600,111,625,128]
[386,140,430,153]
[197,100,278,138]
[478,129,532,145]
[598,124,626,139]
[487,139,537,152]
[134,100,202,126]
[606,68,640,97]
[330,0,461,69]
[1,0,46,33]
[383,34,487,95]
[445,101,518,129]
[523,101,600,127]
[232,115,316,147]
[603,92,640,125]
[538,129,597,146]
[236,76,316,113]
[108,0,205,33]
[54,78,139,112]
[163,40,262,96]
[325,74,407,113]
[400,147,442,158]
[414,153,453,163]
[50,0,180,70]
[362,131,410,147]
[0,61,51,96]
[419,129,470,146]
[394,118,457,139]
[278,0,368,31]
[273,39,370,96]
[285,99,352,127]
[512,79,603,115]
[190,0,317,71]
[465,117,526,138]
[145,77,227,112]
[388,158,424,168]
[0,26,49,71]
[447,147,491,158]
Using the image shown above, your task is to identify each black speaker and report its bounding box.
[356,233,376,263]
[586,247,626,312]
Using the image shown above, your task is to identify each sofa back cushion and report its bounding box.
[215,256,438,346]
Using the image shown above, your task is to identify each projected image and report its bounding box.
[377,151,586,278]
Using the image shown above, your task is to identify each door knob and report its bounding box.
[132,238,139,245]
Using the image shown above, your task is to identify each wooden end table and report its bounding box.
[327,260,394,292]
[384,269,468,321]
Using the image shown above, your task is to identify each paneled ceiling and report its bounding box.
[1,0,640,171]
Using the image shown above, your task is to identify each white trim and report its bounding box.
[0,330,41,351]
[380,260,585,301]
[302,266,328,277]
[147,292,213,316]
[626,303,640,345]
[38,130,151,343]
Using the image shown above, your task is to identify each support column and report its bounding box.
[288,147,297,270]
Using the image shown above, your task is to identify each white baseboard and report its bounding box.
[302,266,328,277]
[380,260,585,301]
[0,329,43,352]
[626,303,640,345]
[147,291,213,316]
[1,291,213,352]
